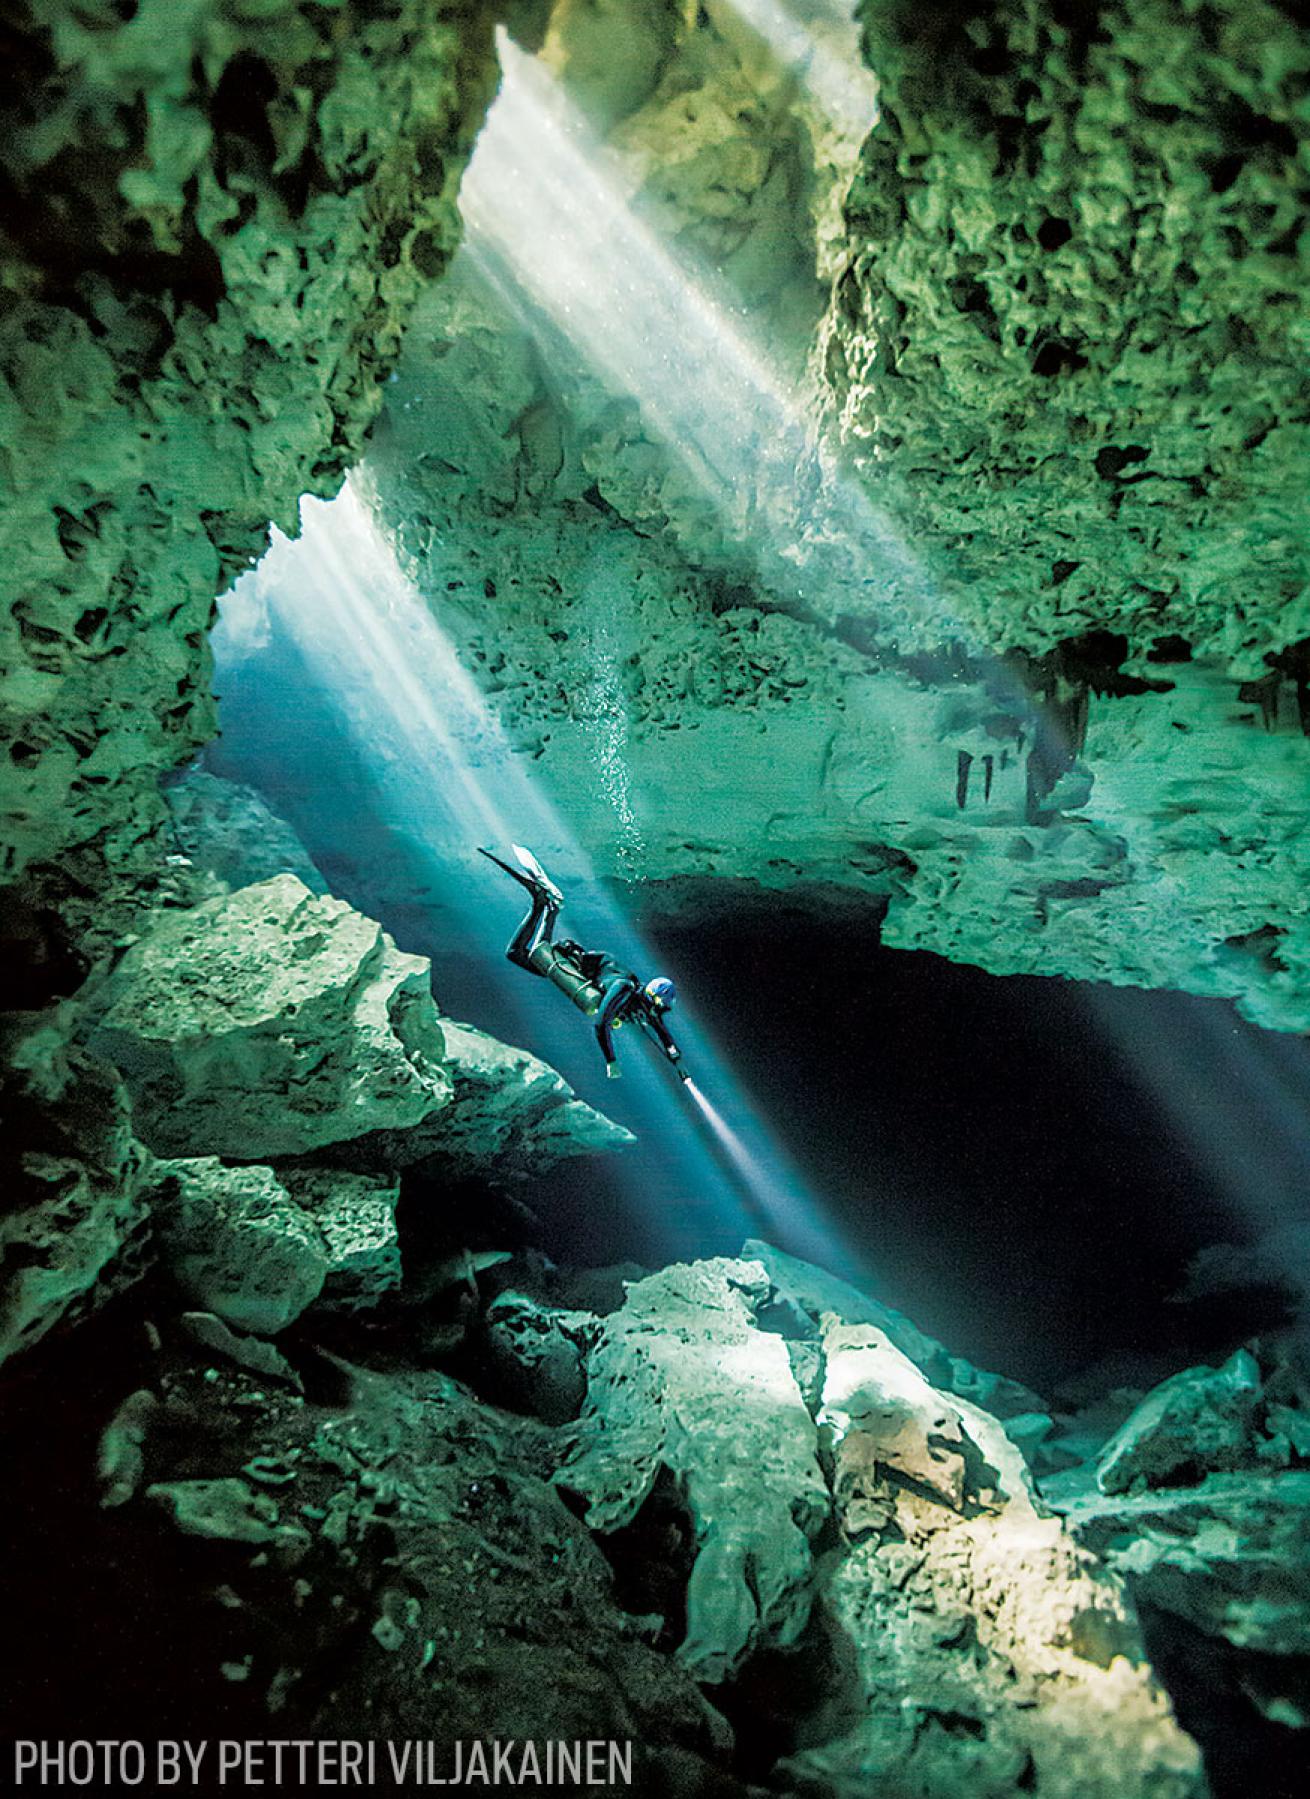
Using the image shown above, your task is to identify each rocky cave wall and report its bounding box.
[0,0,500,966]
[829,0,1310,666]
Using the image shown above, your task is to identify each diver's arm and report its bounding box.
[595,978,638,1077]
[637,1004,685,1072]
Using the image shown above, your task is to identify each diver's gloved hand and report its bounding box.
[606,1062,623,1080]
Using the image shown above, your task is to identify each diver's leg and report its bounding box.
[507,887,560,972]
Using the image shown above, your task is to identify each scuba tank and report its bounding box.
[528,941,606,1016]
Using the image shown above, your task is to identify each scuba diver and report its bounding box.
[479,845,688,1083]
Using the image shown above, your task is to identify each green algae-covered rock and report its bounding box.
[824,0,1310,668]
[0,0,498,937]
[92,875,453,1160]
[279,1164,401,1312]
[325,1014,636,1181]
[0,1010,150,1365]
[1096,1348,1265,1494]
[148,1157,329,1335]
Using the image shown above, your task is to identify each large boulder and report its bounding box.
[784,1315,1205,1799]
[558,1257,830,1684]
[1096,1348,1265,1494]
[149,1158,409,1331]
[91,876,453,1160]
[326,1015,635,1181]
[560,1250,1203,1796]
[279,1165,401,1312]
[148,1159,330,1336]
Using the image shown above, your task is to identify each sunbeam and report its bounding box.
[214,482,853,1274]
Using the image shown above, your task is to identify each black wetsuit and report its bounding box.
[502,875,680,1076]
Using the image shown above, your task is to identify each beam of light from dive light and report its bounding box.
[682,1078,844,1267]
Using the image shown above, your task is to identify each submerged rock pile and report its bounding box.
[1046,1346,1310,1745]
[3,1243,1232,1797]
[3,873,630,1358]
[554,1256,1204,1798]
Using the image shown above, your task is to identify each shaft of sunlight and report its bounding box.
[215,483,851,1273]
[461,35,921,602]
[723,0,878,142]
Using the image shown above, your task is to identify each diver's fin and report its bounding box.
[478,846,538,894]
[511,843,564,904]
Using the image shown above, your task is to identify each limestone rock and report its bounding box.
[1096,1349,1264,1494]
[1059,1469,1310,1659]
[483,1290,595,1425]
[744,1238,1044,1419]
[0,1012,150,1364]
[826,0,1310,670]
[179,1313,303,1392]
[332,1014,634,1181]
[279,1166,401,1312]
[557,1257,830,1683]
[163,769,327,895]
[433,1017,636,1177]
[819,1318,979,1516]
[91,876,452,1160]
[148,1158,328,1336]
[0,0,498,941]
[784,1316,1206,1799]
[147,1478,308,1554]
[97,1389,159,1510]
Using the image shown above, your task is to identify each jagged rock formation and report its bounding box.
[1095,1348,1267,1493]
[559,1257,831,1684]
[826,0,1309,670]
[1,1009,151,1362]
[0,1242,1212,1795]
[555,1254,1204,1795]
[280,1165,403,1312]
[147,1158,401,1331]
[785,1315,1203,1799]
[88,872,631,1174]
[2,875,629,1368]
[26,1315,749,1794]
[1044,1344,1310,1751]
[148,1158,332,1335]
[330,1014,636,1179]
[0,0,498,947]
[91,875,454,1161]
